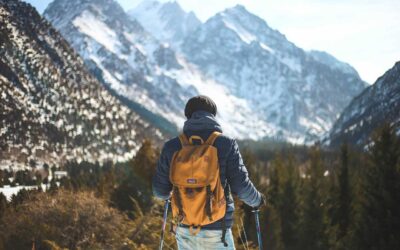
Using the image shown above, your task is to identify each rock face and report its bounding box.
[44,0,274,140]
[329,61,400,147]
[0,0,164,169]
[45,0,367,143]
[180,5,367,143]
[128,0,201,48]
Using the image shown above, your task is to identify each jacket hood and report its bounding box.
[183,111,223,133]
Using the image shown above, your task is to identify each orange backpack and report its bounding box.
[169,131,226,234]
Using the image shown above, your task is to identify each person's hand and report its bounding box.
[254,193,267,210]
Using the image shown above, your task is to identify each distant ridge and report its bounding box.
[328,61,400,147]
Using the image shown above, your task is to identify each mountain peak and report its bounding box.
[231,4,247,12]
[133,0,161,10]
[45,0,146,36]
[164,1,180,8]
[222,4,257,19]
[129,0,201,47]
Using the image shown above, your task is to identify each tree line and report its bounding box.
[0,125,399,249]
[241,124,400,250]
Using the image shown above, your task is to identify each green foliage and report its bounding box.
[130,139,159,186]
[326,144,353,250]
[298,146,329,250]
[1,126,399,249]
[110,176,152,219]
[351,124,400,249]
[0,193,7,218]
[277,157,300,250]
[265,155,300,250]
[110,140,158,219]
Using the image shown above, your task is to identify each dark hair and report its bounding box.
[184,95,217,119]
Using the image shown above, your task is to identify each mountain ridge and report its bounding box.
[0,0,164,169]
[45,0,367,143]
[44,0,276,140]
[328,61,400,147]
[128,0,201,48]
[180,3,367,143]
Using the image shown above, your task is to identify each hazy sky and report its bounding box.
[25,0,400,84]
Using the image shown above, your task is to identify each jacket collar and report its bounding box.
[183,111,223,133]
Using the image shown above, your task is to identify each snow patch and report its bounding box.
[221,15,257,44]
[73,11,121,54]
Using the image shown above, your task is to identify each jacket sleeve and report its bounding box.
[226,139,262,207]
[152,144,173,200]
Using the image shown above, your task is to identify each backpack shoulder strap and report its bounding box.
[205,131,222,145]
[178,133,189,146]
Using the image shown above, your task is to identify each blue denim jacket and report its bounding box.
[152,111,262,229]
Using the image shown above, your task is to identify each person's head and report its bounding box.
[184,95,217,119]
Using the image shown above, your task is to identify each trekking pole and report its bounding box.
[252,209,263,250]
[159,199,170,250]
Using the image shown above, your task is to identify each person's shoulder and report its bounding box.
[162,136,181,153]
[214,133,235,148]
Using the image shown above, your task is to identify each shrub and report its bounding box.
[0,190,135,250]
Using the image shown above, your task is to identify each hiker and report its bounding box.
[153,95,266,250]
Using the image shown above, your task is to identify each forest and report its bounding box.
[0,124,399,250]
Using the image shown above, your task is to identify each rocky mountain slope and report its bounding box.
[180,4,367,143]
[44,0,367,143]
[329,61,400,147]
[0,0,163,169]
[128,0,201,48]
[44,0,274,140]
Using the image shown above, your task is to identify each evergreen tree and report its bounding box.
[59,177,72,191]
[279,156,300,250]
[265,156,285,250]
[352,124,400,249]
[0,193,7,218]
[0,170,4,187]
[130,139,158,186]
[110,176,153,219]
[299,146,329,250]
[48,178,58,194]
[327,144,352,249]
[10,188,30,208]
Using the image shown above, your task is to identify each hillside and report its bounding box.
[329,61,400,147]
[180,5,367,143]
[44,0,271,140]
[0,0,164,169]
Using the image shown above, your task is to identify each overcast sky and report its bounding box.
[25,0,400,84]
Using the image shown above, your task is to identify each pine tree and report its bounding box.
[265,156,285,250]
[279,156,300,250]
[0,193,7,218]
[0,170,4,187]
[298,146,329,250]
[48,178,58,194]
[130,139,158,186]
[352,124,400,249]
[327,144,352,249]
[337,144,351,237]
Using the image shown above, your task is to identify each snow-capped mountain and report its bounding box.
[329,61,400,147]
[128,0,201,48]
[0,0,164,169]
[44,0,276,140]
[180,5,367,143]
